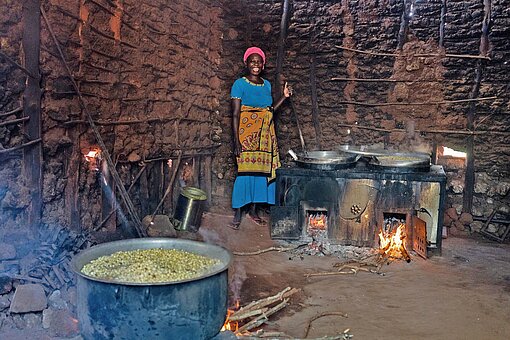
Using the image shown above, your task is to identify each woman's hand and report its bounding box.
[283,82,293,98]
[234,140,242,157]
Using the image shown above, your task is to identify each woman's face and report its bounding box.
[246,54,264,76]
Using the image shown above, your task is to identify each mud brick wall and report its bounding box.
[1,0,509,234]
[0,1,30,239]
[0,0,225,232]
[214,0,509,223]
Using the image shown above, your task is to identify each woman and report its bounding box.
[229,46,292,230]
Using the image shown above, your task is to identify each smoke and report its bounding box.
[229,262,247,303]
[404,119,432,154]
[198,227,222,245]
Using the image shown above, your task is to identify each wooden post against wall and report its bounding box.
[22,0,42,234]
[274,0,291,99]
[463,0,491,213]
[101,159,116,231]
[203,155,212,209]
[307,2,322,149]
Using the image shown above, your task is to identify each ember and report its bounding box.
[378,223,411,262]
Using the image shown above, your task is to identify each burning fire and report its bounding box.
[308,212,327,230]
[221,301,239,332]
[378,223,411,262]
[83,147,101,171]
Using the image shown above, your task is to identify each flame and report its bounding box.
[308,213,327,230]
[378,223,410,261]
[221,301,239,332]
[84,149,99,161]
[83,147,101,171]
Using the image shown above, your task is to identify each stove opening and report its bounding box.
[307,210,328,232]
[382,213,407,234]
[379,212,411,262]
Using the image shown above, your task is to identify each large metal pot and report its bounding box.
[369,151,431,172]
[71,238,232,340]
[292,150,358,170]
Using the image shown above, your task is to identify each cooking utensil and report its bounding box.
[288,97,307,154]
[72,238,232,340]
[292,150,359,170]
[369,151,431,171]
[338,144,390,157]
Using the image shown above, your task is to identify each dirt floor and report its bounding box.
[199,212,510,340]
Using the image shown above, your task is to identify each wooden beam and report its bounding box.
[22,0,42,235]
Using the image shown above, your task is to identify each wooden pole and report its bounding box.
[308,5,322,149]
[439,0,447,47]
[22,0,42,235]
[397,0,410,50]
[464,0,491,214]
[274,0,291,99]
[203,155,212,209]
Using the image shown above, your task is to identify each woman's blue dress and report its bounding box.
[230,77,276,208]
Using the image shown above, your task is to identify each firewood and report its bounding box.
[42,273,59,289]
[11,275,44,284]
[52,265,67,286]
[304,312,348,338]
[232,287,299,319]
[236,299,289,334]
[229,307,269,322]
[233,245,301,256]
[305,271,354,277]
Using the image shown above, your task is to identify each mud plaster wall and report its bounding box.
[1,0,224,233]
[213,0,510,224]
[0,1,31,239]
[1,0,509,235]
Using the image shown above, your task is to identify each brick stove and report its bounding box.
[270,162,446,256]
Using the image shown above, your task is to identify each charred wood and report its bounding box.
[22,0,43,234]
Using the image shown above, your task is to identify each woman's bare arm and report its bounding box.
[231,98,242,156]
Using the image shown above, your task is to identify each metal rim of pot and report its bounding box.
[338,144,391,157]
[71,238,233,286]
[369,151,431,168]
[294,150,359,164]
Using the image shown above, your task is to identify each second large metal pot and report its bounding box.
[293,150,358,170]
[71,238,232,340]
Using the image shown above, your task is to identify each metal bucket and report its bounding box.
[71,238,232,340]
[173,187,207,232]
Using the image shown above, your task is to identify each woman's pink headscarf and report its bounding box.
[243,47,266,64]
